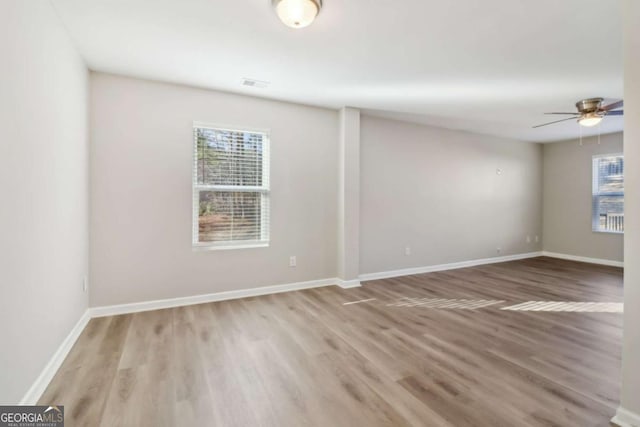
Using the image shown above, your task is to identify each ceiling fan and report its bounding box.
[533,98,624,128]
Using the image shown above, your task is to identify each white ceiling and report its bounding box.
[53,0,623,142]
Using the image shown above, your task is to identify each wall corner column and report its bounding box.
[613,1,640,426]
[337,107,361,288]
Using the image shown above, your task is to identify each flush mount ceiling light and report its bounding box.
[272,0,322,29]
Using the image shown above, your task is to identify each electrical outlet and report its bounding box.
[82,276,88,292]
[526,235,531,243]
[405,246,411,256]
[289,256,296,267]
[535,235,539,243]
[496,168,502,175]
[496,247,502,254]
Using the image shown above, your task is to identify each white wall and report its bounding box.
[0,1,89,403]
[360,115,543,275]
[90,73,338,306]
[543,133,624,262]
[615,0,640,424]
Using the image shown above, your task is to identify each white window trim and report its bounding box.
[192,122,271,250]
[592,152,624,235]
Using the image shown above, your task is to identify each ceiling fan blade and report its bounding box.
[601,100,623,111]
[533,116,579,128]
[606,110,624,116]
[544,112,581,115]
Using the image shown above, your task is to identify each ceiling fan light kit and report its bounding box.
[533,97,624,129]
[578,112,604,127]
[273,0,322,28]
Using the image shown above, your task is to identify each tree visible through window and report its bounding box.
[193,125,270,248]
[592,154,624,233]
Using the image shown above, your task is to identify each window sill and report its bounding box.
[193,242,269,251]
[593,230,624,235]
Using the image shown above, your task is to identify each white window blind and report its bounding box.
[193,124,270,249]
[592,154,624,233]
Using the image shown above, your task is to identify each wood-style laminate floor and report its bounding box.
[39,257,623,426]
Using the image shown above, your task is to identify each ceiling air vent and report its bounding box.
[241,78,269,89]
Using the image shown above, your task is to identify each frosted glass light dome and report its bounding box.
[579,112,604,127]
[273,0,321,29]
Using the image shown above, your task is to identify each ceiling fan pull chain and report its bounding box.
[579,123,583,146]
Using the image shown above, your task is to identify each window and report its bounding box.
[592,154,624,233]
[193,123,270,249]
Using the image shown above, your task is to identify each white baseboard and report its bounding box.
[359,251,543,282]
[541,251,624,268]
[612,407,640,427]
[90,277,341,317]
[337,279,362,289]
[20,309,91,405]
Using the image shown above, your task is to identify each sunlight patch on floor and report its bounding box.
[343,298,377,305]
[383,297,624,313]
[500,301,623,312]
[387,297,505,309]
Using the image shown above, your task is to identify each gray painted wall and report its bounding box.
[90,73,338,306]
[542,132,624,262]
[360,115,543,275]
[0,1,89,403]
